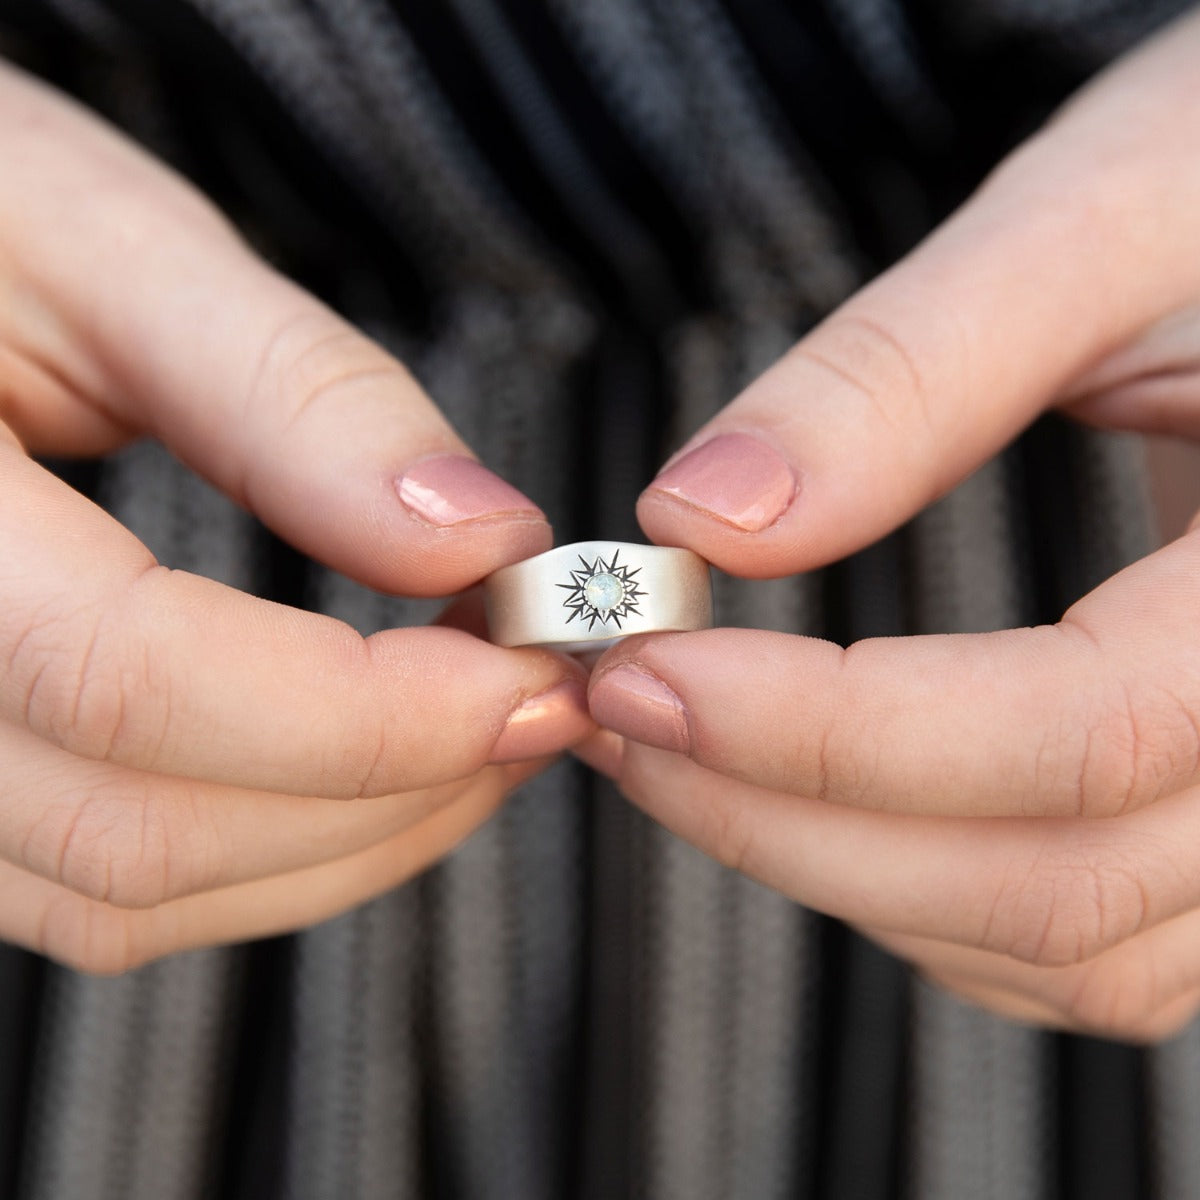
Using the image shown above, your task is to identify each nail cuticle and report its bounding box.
[647,483,796,533]
[645,432,797,533]
[395,454,544,528]
[589,662,690,755]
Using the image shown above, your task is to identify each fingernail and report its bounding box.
[397,455,544,527]
[489,678,590,764]
[646,432,796,532]
[588,664,690,754]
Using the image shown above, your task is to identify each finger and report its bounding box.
[913,974,1079,1034]
[869,913,1200,1043]
[926,977,1200,1043]
[1,449,592,794]
[0,341,136,457]
[435,587,490,640]
[616,738,1200,966]
[0,773,504,974]
[590,532,1200,818]
[635,9,1200,576]
[1062,305,1200,439]
[0,63,547,594]
[571,729,626,780]
[896,951,1200,1043]
[0,716,543,908]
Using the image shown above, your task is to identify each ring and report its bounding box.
[484,541,713,651]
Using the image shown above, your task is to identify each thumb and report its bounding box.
[637,9,1200,577]
[1,63,548,597]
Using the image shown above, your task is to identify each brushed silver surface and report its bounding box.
[485,541,713,651]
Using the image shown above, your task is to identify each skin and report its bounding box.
[584,8,1200,1042]
[6,15,1198,1049]
[0,62,595,973]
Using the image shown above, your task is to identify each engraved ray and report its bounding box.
[556,550,647,631]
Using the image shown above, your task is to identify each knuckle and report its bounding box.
[7,605,83,733]
[37,891,151,976]
[14,569,171,768]
[70,628,169,767]
[353,722,393,801]
[81,163,237,262]
[793,309,939,442]
[59,618,133,760]
[1133,995,1200,1044]
[1030,717,1083,816]
[986,136,1154,287]
[1049,707,1136,820]
[706,790,755,875]
[987,842,1149,968]
[348,631,402,798]
[805,642,883,808]
[1061,960,1166,1042]
[1054,620,1200,817]
[1082,682,1198,817]
[51,781,176,910]
[311,627,406,798]
[1116,1005,1200,1045]
[238,308,413,509]
[249,310,408,434]
[1153,684,1200,793]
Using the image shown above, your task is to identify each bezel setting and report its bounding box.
[557,549,646,631]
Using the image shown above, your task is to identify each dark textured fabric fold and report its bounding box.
[0,1,1194,1196]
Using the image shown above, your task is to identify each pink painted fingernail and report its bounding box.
[397,455,544,527]
[489,678,590,764]
[588,664,690,754]
[646,432,796,532]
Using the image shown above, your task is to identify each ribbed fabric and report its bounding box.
[910,982,1050,1200]
[20,952,240,1200]
[1,2,1196,1197]
[1150,1020,1200,1200]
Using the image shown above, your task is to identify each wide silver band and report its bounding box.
[484,541,713,651]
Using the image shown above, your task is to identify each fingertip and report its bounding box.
[346,467,553,598]
[643,433,798,533]
[636,431,810,577]
[435,587,488,638]
[588,660,690,754]
[571,729,626,779]
[391,515,554,598]
[488,675,594,764]
[389,455,554,592]
[636,495,808,578]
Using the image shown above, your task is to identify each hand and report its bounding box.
[0,63,592,972]
[584,9,1200,1042]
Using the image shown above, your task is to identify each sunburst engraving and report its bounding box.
[557,549,646,632]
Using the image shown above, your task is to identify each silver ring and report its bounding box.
[484,541,713,651]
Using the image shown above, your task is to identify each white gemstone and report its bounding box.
[584,572,624,612]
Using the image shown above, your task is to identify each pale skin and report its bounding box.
[582,7,1200,1043]
[6,14,1200,1047]
[0,62,596,972]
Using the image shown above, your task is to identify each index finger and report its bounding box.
[1,448,590,796]
[0,62,551,596]
[589,532,1200,818]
